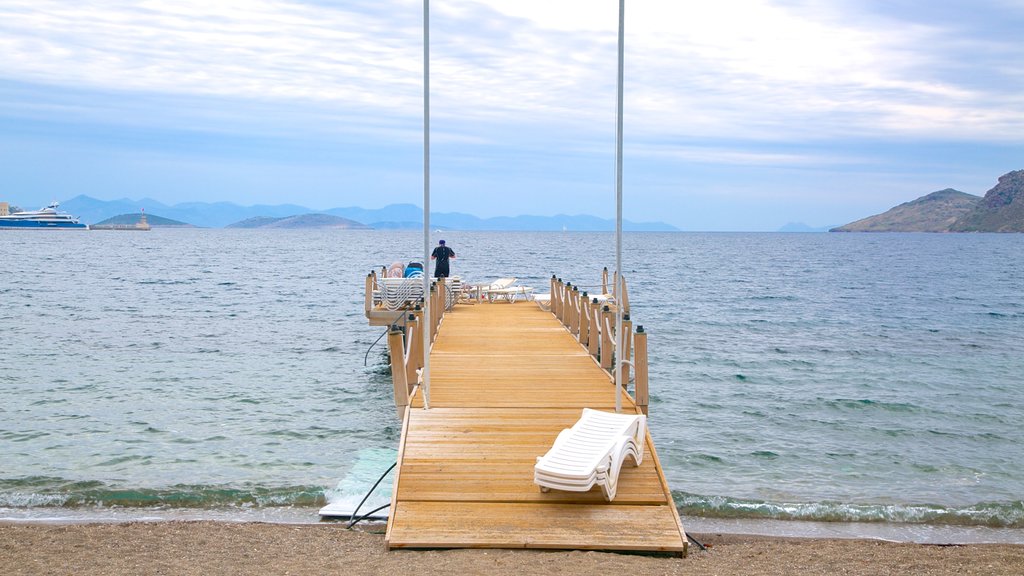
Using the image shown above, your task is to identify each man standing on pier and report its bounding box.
[431,239,456,278]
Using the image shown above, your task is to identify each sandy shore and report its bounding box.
[2,521,1022,575]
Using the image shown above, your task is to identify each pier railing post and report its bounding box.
[388,325,409,419]
[588,298,600,357]
[552,278,563,319]
[600,305,614,370]
[558,282,570,326]
[430,285,441,343]
[635,325,649,415]
[549,275,557,315]
[578,291,590,345]
[365,272,375,316]
[565,285,574,333]
[569,286,580,335]
[621,315,633,387]
[619,274,630,315]
[602,267,609,295]
[407,310,424,387]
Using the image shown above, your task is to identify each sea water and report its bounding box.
[1,230,1022,542]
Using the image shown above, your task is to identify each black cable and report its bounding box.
[686,532,707,551]
[364,328,389,367]
[363,311,409,366]
[346,503,391,529]
[345,461,397,528]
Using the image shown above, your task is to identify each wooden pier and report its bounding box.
[368,274,687,555]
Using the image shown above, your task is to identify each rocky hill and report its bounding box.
[226,213,371,229]
[831,188,980,232]
[949,170,1024,232]
[832,170,1024,233]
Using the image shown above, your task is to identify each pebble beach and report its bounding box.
[3,521,1023,576]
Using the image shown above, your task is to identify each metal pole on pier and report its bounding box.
[422,0,431,410]
[614,0,625,413]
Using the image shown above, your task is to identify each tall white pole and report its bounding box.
[614,0,625,414]
[422,0,431,410]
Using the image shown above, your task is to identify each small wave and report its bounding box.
[0,431,51,442]
[673,492,1024,528]
[690,453,725,464]
[0,480,326,509]
[750,295,799,302]
[825,398,922,413]
[97,455,153,467]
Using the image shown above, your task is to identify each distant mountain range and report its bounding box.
[59,195,680,231]
[832,170,1024,233]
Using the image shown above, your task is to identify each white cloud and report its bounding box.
[472,0,1024,142]
[0,0,422,108]
[1,0,1021,156]
[629,142,864,168]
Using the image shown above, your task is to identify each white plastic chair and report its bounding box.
[534,408,645,501]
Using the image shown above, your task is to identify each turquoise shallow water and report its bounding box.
[2,230,1022,541]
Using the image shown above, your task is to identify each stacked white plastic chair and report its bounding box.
[533,408,645,501]
[378,270,424,311]
[444,276,462,310]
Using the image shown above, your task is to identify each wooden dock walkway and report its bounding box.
[384,301,687,554]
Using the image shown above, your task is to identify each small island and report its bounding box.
[91,212,194,230]
[226,213,371,229]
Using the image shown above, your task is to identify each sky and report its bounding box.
[1,1,1022,231]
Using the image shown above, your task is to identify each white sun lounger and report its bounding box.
[486,285,534,303]
[477,277,516,298]
[533,293,551,310]
[534,408,645,501]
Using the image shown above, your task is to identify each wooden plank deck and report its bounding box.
[385,302,687,554]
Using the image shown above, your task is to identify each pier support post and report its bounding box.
[635,326,649,415]
[388,325,409,419]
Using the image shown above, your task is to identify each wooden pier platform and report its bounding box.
[385,301,687,555]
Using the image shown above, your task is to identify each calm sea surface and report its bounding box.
[2,230,1022,541]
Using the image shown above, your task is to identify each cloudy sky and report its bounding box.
[1,0,1022,230]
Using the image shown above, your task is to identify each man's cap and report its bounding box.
[439,239,445,244]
